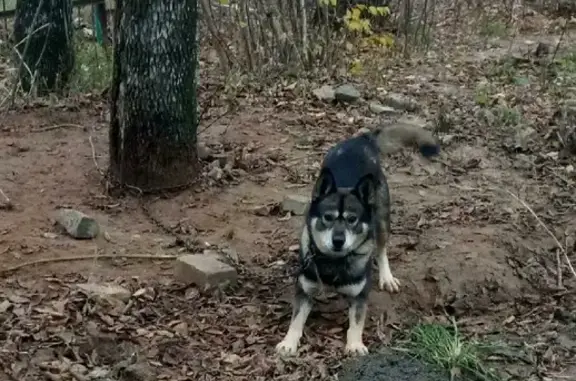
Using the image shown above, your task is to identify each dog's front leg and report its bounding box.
[377,246,400,293]
[345,296,369,355]
[276,276,315,356]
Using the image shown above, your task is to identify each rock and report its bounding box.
[207,165,223,181]
[381,93,420,112]
[340,351,448,381]
[75,283,131,302]
[369,102,399,115]
[56,209,100,239]
[312,85,335,101]
[197,143,212,160]
[335,84,361,103]
[281,194,310,216]
[174,254,238,288]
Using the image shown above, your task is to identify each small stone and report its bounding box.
[282,194,310,216]
[56,209,99,239]
[381,92,419,112]
[312,85,335,101]
[75,283,131,302]
[174,254,238,288]
[335,84,361,103]
[197,143,212,160]
[369,102,399,115]
[207,166,223,180]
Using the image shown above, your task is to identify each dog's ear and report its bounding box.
[355,176,376,205]
[312,170,336,200]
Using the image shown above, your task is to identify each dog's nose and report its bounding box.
[332,236,345,250]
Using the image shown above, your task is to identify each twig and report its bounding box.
[0,188,13,210]
[0,254,178,275]
[197,105,238,135]
[88,135,104,176]
[31,123,86,132]
[502,188,576,280]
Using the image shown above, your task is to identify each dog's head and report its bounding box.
[308,170,375,257]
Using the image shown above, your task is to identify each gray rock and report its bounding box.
[281,195,310,216]
[381,93,420,112]
[335,84,361,103]
[369,102,399,115]
[56,209,99,239]
[174,254,238,288]
[339,351,449,381]
[312,85,335,101]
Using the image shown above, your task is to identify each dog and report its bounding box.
[276,122,440,356]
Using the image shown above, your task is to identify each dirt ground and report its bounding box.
[2,3,576,381]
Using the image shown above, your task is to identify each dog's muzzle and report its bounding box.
[332,233,346,251]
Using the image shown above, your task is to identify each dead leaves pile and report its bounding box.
[0,269,367,381]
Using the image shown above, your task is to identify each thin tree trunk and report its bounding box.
[13,0,74,94]
[109,0,200,192]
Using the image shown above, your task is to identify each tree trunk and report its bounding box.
[13,0,74,94]
[109,0,200,192]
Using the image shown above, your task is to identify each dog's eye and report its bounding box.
[346,215,358,225]
[322,214,335,223]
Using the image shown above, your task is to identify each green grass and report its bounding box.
[404,321,501,381]
[69,35,112,93]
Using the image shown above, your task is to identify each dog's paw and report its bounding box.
[379,275,401,293]
[345,341,369,356]
[276,340,299,356]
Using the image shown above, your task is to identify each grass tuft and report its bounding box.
[406,320,501,381]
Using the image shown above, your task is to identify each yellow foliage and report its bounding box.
[349,59,364,75]
[368,6,389,16]
[366,33,395,47]
[343,3,390,35]
[219,0,229,4]
[318,0,337,6]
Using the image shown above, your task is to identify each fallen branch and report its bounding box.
[0,254,178,275]
[31,123,86,132]
[502,188,576,282]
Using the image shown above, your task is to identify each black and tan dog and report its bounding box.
[276,123,440,356]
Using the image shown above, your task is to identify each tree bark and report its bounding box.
[13,0,74,94]
[109,0,200,192]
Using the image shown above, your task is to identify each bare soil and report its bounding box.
[2,5,576,381]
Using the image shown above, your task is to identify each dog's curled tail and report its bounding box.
[373,122,440,157]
